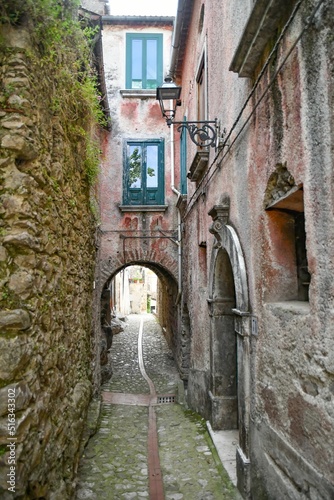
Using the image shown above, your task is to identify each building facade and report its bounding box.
[98,15,182,358]
[166,0,334,499]
[98,1,334,498]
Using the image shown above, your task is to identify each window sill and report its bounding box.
[120,89,157,99]
[119,205,168,212]
[187,151,209,182]
[264,301,310,315]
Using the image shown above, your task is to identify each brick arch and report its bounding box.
[99,250,179,358]
[100,250,178,292]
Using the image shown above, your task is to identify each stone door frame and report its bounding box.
[208,201,251,497]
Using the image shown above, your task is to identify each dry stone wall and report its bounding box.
[0,24,97,499]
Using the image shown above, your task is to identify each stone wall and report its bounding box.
[0,19,98,499]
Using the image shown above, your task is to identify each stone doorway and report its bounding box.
[208,201,252,497]
[208,247,238,430]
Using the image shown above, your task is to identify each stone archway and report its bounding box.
[98,257,179,379]
[208,199,251,496]
[99,250,178,292]
[100,258,178,335]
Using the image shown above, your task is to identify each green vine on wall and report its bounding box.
[1,0,106,188]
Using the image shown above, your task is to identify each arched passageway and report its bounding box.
[100,261,179,383]
[110,265,158,315]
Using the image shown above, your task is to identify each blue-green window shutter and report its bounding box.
[123,140,164,205]
[126,34,163,89]
[180,117,188,195]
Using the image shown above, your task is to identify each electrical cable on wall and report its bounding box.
[183,0,326,220]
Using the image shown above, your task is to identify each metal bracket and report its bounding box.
[174,119,218,148]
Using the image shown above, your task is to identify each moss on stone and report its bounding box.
[0,1,102,496]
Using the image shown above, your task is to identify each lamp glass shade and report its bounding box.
[156,80,182,101]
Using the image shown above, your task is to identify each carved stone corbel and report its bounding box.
[208,197,230,241]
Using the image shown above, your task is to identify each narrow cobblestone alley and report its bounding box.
[76,315,239,499]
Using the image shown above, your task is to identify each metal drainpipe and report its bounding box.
[170,119,182,304]
[169,0,187,79]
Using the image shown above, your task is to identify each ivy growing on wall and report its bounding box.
[0,0,105,188]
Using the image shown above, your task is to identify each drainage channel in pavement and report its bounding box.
[102,317,172,500]
[77,314,239,500]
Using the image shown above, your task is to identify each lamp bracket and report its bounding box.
[173,120,217,148]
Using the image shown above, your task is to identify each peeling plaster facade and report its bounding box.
[170,0,334,498]
[98,16,180,352]
[98,1,334,498]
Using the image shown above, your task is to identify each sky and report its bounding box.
[108,0,178,17]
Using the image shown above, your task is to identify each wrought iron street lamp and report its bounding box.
[156,77,217,148]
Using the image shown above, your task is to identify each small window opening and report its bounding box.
[198,4,205,33]
[265,186,310,302]
[294,212,310,301]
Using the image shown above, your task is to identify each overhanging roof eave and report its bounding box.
[102,15,175,26]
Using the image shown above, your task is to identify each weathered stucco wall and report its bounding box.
[99,18,180,360]
[0,20,99,498]
[174,0,334,497]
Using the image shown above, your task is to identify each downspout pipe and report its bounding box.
[168,0,192,302]
[170,117,180,197]
[168,0,187,79]
[168,0,194,80]
[170,121,182,305]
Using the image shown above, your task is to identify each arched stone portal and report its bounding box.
[101,258,178,327]
[208,200,251,496]
[99,255,179,378]
[208,246,237,430]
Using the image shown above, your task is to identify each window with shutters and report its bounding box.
[123,140,164,206]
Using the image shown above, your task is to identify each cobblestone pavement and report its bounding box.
[76,314,239,499]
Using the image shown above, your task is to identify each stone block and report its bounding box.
[0,309,31,332]
[0,334,33,380]
[110,317,126,335]
[250,421,334,499]
[3,231,39,251]
[8,270,34,298]
[236,446,251,499]
[0,380,33,416]
[1,134,37,160]
[209,391,238,430]
[0,246,7,261]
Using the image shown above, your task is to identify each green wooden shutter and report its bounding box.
[124,140,164,205]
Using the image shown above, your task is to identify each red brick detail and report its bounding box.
[100,252,178,289]
[148,405,165,500]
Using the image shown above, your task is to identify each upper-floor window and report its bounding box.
[126,34,163,89]
[123,140,164,205]
[263,164,311,302]
[197,56,206,123]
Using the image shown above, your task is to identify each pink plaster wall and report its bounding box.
[175,0,334,495]
[99,20,179,282]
